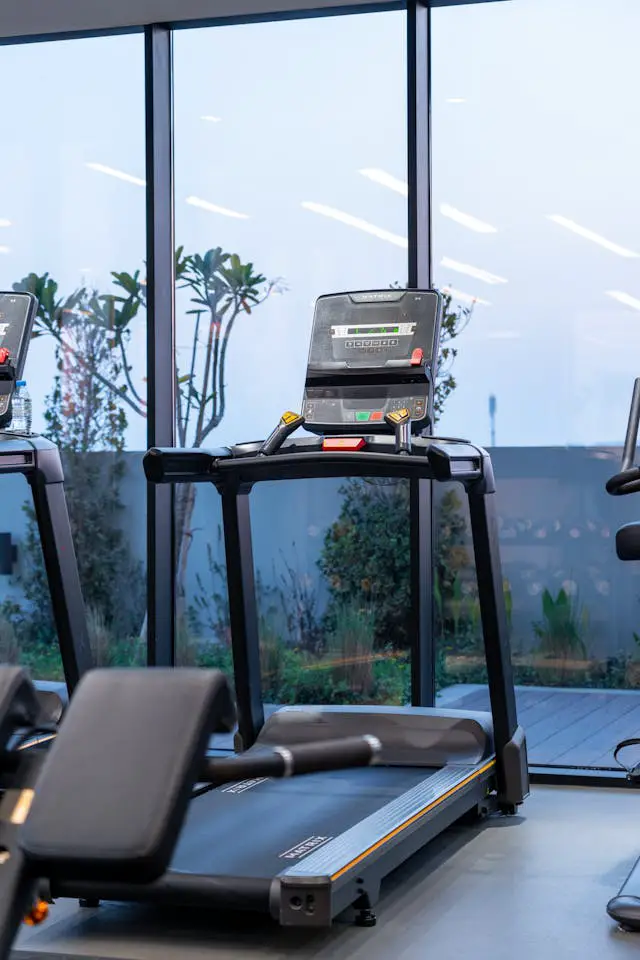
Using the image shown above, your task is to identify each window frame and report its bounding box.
[1,0,617,785]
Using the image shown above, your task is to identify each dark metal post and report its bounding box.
[220,484,264,750]
[407,0,431,291]
[622,378,640,471]
[407,0,434,705]
[467,490,518,759]
[409,477,434,705]
[30,478,92,693]
[145,23,176,666]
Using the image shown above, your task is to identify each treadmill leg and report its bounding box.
[353,894,377,928]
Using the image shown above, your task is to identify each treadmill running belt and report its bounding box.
[170,765,438,878]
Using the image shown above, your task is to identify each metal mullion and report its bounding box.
[145,23,176,666]
[407,0,434,706]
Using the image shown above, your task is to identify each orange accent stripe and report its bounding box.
[330,759,496,881]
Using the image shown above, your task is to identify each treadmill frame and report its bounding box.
[210,437,523,804]
[0,434,92,692]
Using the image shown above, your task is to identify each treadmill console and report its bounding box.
[0,292,38,424]
[302,289,441,435]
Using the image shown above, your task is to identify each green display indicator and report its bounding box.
[355,411,371,422]
[347,326,400,335]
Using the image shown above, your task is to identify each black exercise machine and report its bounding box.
[605,377,640,931]
[0,665,379,958]
[43,289,527,928]
[0,292,91,693]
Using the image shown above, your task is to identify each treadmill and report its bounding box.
[0,293,91,694]
[56,288,529,927]
[604,378,640,931]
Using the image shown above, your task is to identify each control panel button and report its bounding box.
[355,411,371,422]
[282,411,302,425]
[410,348,423,366]
[386,408,411,426]
[370,411,383,421]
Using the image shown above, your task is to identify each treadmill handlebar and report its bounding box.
[144,444,492,492]
[607,378,640,497]
[607,468,640,497]
[144,447,226,484]
[622,378,640,472]
[199,735,381,787]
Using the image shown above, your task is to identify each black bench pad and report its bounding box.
[21,668,235,883]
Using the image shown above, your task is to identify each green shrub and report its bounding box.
[326,600,376,696]
[533,587,588,661]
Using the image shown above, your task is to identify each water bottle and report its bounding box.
[9,381,32,434]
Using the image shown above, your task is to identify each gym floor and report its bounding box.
[13,785,640,960]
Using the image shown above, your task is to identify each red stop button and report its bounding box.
[410,348,423,366]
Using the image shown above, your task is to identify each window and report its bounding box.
[0,35,147,681]
[432,0,640,767]
[173,11,410,707]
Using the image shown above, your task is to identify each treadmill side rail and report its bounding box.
[274,762,495,927]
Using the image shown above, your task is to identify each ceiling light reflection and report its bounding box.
[442,286,491,306]
[441,256,507,285]
[548,215,639,258]
[359,169,408,197]
[607,290,640,311]
[86,163,146,186]
[440,203,497,234]
[0,220,11,228]
[201,115,222,123]
[302,202,408,248]
[186,196,249,219]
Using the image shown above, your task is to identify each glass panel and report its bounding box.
[250,478,410,707]
[432,0,640,767]
[173,12,408,707]
[0,36,147,682]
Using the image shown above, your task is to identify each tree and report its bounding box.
[433,291,473,423]
[16,248,279,622]
[12,278,145,651]
[391,283,473,423]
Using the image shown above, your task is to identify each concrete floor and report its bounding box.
[13,785,640,960]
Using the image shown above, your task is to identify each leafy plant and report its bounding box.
[108,248,281,619]
[533,587,589,663]
[15,249,281,631]
[433,290,474,423]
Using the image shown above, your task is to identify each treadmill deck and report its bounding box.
[55,760,496,925]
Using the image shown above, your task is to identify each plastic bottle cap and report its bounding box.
[16,381,26,387]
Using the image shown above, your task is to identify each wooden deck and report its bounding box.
[439,684,640,767]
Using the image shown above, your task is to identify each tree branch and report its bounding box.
[45,325,146,418]
[118,334,146,407]
[193,302,217,447]
[199,297,242,442]
[182,309,202,446]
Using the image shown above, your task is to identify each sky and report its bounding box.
[0,0,638,451]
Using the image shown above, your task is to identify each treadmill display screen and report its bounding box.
[0,294,35,366]
[303,289,442,435]
[307,291,439,370]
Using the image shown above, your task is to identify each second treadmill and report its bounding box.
[55,289,528,927]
